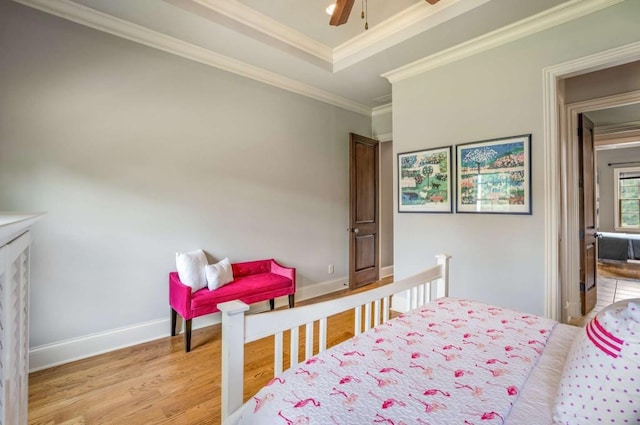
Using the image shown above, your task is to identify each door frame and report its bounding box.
[542,41,640,322]
[564,91,640,320]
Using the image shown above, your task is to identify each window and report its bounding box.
[615,167,640,231]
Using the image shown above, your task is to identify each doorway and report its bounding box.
[347,133,395,289]
[542,43,640,323]
[348,133,380,289]
[347,133,394,288]
[563,94,640,324]
[580,106,640,324]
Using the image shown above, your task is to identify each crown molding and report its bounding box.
[333,0,491,72]
[375,132,393,142]
[594,119,640,146]
[382,0,623,83]
[12,0,372,116]
[186,0,491,73]
[372,103,392,117]
[566,89,640,115]
[595,120,640,135]
[372,93,392,104]
[188,0,333,64]
[595,132,640,147]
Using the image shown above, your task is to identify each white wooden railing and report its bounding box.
[218,254,451,423]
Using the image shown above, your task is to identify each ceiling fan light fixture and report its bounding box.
[329,0,440,28]
[326,3,336,16]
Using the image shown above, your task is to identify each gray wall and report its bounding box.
[596,146,640,232]
[0,1,370,347]
[392,1,640,315]
[373,110,394,268]
[380,141,394,268]
[565,61,640,104]
[373,110,393,138]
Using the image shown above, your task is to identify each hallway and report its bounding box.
[580,266,640,324]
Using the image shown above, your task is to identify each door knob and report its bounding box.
[354,228,360,234]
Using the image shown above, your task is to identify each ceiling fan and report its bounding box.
[329,0,440,27]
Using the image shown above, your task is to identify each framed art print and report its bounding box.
[456,134,531,214]
[398,146,452,213]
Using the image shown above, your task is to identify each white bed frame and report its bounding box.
[218,254,451,423]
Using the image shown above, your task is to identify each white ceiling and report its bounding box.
[15,0,593,111]
[237,0,423,47]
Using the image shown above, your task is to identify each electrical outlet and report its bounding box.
[328,264,334,274]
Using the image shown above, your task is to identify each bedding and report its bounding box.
[504,324,580,424]
[232,298,559,424]
[553,298,640,424]
[597,231,640,262]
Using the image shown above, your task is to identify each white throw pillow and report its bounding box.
[553,298,640,424]
[175,249,208,293]
[206,258,234,291]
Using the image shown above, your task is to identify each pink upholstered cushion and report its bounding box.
[169,272,193,319]
[170,259,296,321]
[231,260,271,277]
[191,273,293,311]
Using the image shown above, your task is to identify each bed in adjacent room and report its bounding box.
[218,255,640,424]
[597,231,640,262]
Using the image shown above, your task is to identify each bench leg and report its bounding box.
[288,294,295,308]
[171,308,178,337]
[185,319,192,352]
[269,299,275,311]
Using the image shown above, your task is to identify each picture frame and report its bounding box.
[456,134,532,214]
[398,146,452,213]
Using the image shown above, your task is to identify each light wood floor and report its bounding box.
[28,277,393,425]
[577,263,640,326]
[32,270,639,424]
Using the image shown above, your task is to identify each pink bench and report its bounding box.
[170,259,295,352]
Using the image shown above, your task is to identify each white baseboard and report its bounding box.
[391,291,411,313]
[29,270,398,371]
[29,274,351,372]
[380,265,394,278]
[565,300,582,323]
[29,318,171,372]
[298,275,349,300]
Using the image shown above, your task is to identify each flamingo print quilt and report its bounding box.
[236,298,557,425]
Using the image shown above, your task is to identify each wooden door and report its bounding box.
[349,133,379,289]
[579,113,597,315]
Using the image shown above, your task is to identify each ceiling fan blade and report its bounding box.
[425,0,440,4]
[330,0,355,26]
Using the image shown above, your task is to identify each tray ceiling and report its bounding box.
[13,0,617,113]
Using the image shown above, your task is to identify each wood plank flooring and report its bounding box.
[28,277,393,425]
[597,260,640,280]
[31,269,639,424]
[578,263,640,325]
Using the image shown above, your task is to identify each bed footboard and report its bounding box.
[218,254,451,422]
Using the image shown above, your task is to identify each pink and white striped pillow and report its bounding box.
[553,298,640,424]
